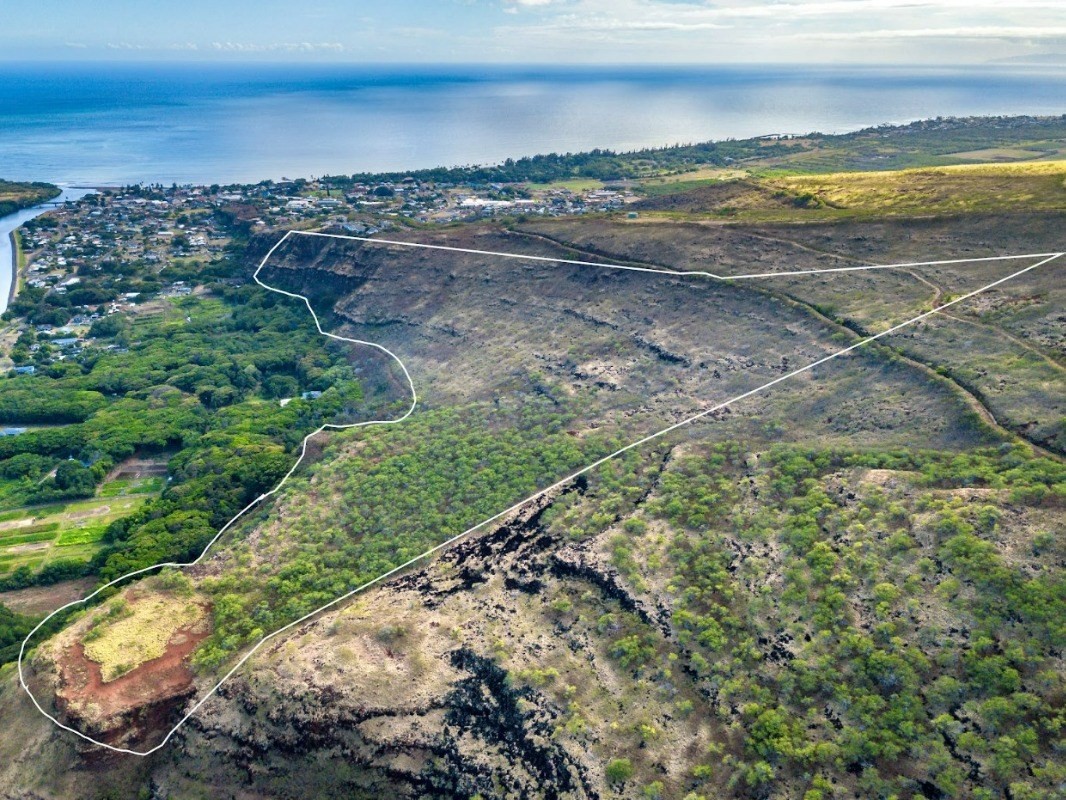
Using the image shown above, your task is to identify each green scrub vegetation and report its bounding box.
[567,441,1063,798]
[193,395,618,669]
[0,283,369,596]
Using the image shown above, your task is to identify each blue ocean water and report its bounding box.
[1,63,1064,185]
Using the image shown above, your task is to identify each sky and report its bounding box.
[5,0,1066,66]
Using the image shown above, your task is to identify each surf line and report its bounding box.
[18,231,1062,755]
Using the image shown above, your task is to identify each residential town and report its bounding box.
[3,177,638,372]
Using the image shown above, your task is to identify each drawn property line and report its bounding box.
[289,229,1060,281]
[17,228,1063,755]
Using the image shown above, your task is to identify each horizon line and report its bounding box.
[2,58,1064,69]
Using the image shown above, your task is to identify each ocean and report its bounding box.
[0,62,1064,186]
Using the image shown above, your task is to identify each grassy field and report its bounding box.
[0,478,159,573]
[754,125,1066,174]
[638,167,753,196]
[634,160,1066,222]
[768,160,1066,216]
[524,177,606,192]
[945,145,1066,162]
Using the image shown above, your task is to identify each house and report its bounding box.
[13,365,35,375]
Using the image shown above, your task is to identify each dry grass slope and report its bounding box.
[770,160,1066,216]
[82,593,204,682]
[635,160,1066,222]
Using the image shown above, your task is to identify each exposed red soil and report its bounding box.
[53,608,210,745]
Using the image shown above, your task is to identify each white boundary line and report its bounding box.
[293,229,724,278]
[719,253,1062,280]
[16,231,1062,755]
[287,229,1059,281]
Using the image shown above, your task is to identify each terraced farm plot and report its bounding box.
[97,476,164,498]
[0,492,156,573]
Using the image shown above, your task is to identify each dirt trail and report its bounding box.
[905,269,943,306]
[511,227,1061,460]
[936,310,1066,373]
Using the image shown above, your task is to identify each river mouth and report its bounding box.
[0,186,95,314]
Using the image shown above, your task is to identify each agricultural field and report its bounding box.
[0,482,158,574]
[0,272,380,597]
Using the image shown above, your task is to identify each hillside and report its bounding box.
[634,161,1066,222]
[0,160,1063,800]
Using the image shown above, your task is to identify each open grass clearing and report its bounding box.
[98,477,164,498]
[523,178,606,192]
[769,160,1066,216]
[631,160,1066,223]
[944,145,1063,162]
[81,591,206,682]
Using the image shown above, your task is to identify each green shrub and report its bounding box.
[605,758,634,784]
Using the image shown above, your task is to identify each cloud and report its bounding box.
[801,25,1066,40]
[495,0,1066,49]
[485,0,1066,63]
[499,0,1066,30]
[690,0,1066,19]
[104,40,198,52]
[210,42,346,52]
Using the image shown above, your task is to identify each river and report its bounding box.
[0,187,94,315]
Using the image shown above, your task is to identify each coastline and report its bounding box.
[0,187,95,315]
[6,229,17,309]
[3,66,1065,186]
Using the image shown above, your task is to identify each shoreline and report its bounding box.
[7,229,17,309]
[0,187,96,315]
